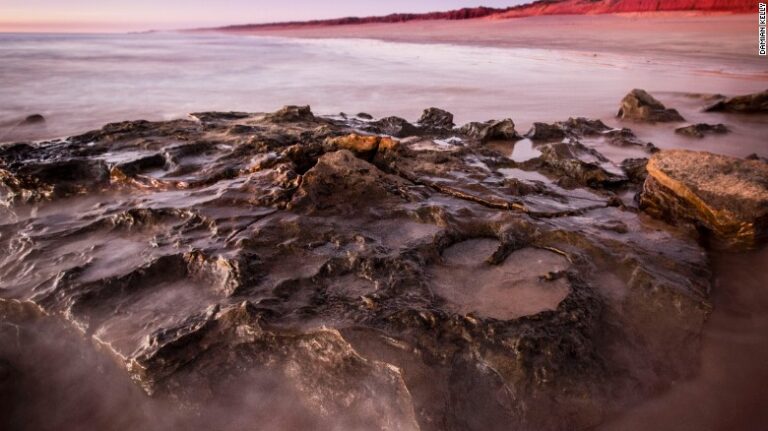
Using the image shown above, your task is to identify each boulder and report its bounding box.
[368,116,423,138]
[19,114,45,126]
[525,122,566,141]
[459,119,520,142]
[617,89,685,122]
[675,123,729,138]
[264,105,315,123]
[418,107,455,129]
[554,117,611,136]
[641,150,768,248]
[704,90,768,114]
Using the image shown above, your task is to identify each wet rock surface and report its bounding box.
[459,118,520,142]
[641,150,768,249]
[418,107,455,130]
[618,89,685,122]
[0,106,716,430]
[704,89,768,114]
[675,123,729,138]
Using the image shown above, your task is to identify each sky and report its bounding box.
[0,0,529,33]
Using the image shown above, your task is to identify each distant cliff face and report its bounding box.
[216,7,502,31]
[496,0,755,18]
[213,0,754,31]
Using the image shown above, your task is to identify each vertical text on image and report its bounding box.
[760,3,767,56]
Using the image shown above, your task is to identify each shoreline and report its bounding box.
[198,14,760,60]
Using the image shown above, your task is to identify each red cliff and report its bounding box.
[211,0,754,31]
[496,0,755,18]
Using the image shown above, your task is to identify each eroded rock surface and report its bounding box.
[0,106,714,431]
[704,89,768,114]
[459,118,520,142]
[641,150,768,248]
[418,107,455,129]
[618,89,685,122]
[675,123,729,138]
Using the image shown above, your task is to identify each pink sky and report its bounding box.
[0,1,527,33]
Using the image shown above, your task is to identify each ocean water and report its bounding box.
[0,31,766,157]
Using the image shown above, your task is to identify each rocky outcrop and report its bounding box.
[367,116,424,138]
[19,114,45,126]
[704,90,768,114]
[418,107,455,129]
[675,123,729,138]
[264,104,316,122]
[618,89,685,122]
[537,141,628,187]
[459,118,520,142]
[0,107,716,431]
[641,150,768,248]
[525,122,567,142]
[525,118,657,153]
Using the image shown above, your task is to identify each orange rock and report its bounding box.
[325,134,398,157]
[641,150,768,248]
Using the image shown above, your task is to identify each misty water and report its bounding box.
[1,31,767,157]
[2,30,768,431]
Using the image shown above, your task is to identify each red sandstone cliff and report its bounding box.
[211,0,754,31]
[495,0,755,18]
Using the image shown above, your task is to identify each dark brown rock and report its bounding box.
[264,105,316,123]
[525,122,566,141]
[621,157,649,183]
[554,117,611,136]
[459,118,520,142]
[418,107,455,129]
[19,114,45,126]
[617,89,685,122]
[675,123,729,138]
[537,141,628,187]
[704,89,768,114]
[368,116,423,137]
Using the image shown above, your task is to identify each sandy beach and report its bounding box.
[214,14,762,62]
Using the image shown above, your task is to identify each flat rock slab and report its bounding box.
[641,150,768,248]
